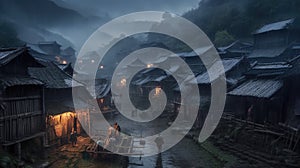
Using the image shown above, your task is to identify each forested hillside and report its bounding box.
[183,0,300,46]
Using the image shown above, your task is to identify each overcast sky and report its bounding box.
[53,0,201,18]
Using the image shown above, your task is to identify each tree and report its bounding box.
[214,30,235,47]
[0,22,24,48]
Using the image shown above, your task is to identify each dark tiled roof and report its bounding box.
[218,41,253,53]
[28,60,82,89]
[228,79,283,98]
[248,47,287,58]
[27,44,48,55]
[254,19,295,34]
[0,48,25,66]
[192,57,244,84]
[0,76,43,90]
[95,82,111,99]
[38,41,61,46]
[246,62,293,78]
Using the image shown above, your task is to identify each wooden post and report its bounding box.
[88,109,91,136]
[42,87,48,146]
[293,133,300,151]
[17,142,21,161]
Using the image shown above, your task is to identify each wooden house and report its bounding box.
[248,18,300,62]
[27,41,76,65]
[0,47,45,159]
[130,67,170,109]
[57,63,77,76]
[37,41,61,56]
[218,41,253,58]
[175,57,251,127]
[94,79,112,112]
[226,56,300,125]
[282,58,300,128]
[28,60,91,145]
[227,79,285,124]
[61,46,76,57]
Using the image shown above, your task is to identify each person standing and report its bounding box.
[70,130,77,147]
[113,122,121,137]
[154,134,164,153]
[247,105,254,121]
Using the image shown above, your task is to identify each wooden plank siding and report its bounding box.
[0,85,45,145]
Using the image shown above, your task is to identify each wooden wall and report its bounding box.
[0,85,44,144]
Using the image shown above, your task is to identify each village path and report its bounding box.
[106,114,234,168]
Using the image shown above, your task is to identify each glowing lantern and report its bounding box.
[62,60,67,64]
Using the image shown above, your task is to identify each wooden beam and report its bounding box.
[0,111,42,121]
[2,132,45,146]
[3,96,41,101]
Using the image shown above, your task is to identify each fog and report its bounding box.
[0,0,200,50]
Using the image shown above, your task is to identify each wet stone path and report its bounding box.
[107,114,234,168]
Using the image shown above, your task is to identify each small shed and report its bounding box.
[218,41,253,58]
[228,79,284,124]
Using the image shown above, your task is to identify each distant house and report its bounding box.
[218,41,253,58]
[173,57,250,127]
[0,48,45,160]
[27,41,76,65]
[94,79,112,112]
[57,63,77,76]
[37,41,61,56]
[248,18,300,62]
[61,46,76,57]
[130,67,170,109]
[190,57,250,90]
[177,46,212,74]
[28,60,91,145]
[245,61,294,79]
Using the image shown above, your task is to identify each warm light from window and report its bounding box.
[120,78,126,86]
[155,86,161,96]
[147,64,154,68]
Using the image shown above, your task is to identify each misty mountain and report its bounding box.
[0,0,110,49]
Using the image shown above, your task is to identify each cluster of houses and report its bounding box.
[1,18,300,160]
[109,18,300,129]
